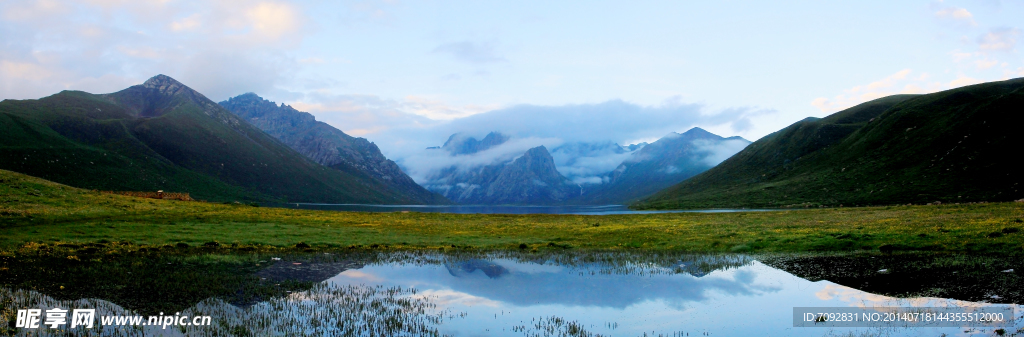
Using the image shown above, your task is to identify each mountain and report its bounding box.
[638,78,1024,209]
[442,132,510,155]
[423,133,579,204]
[575,128,750,204]
[0,75,427,203]
[218,93,447,204]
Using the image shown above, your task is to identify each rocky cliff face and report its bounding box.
[442,132,510,155]
[423,133,579,204]
[219,93,448,204]
[483,146,580,204]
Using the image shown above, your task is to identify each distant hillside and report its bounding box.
[219,93,448,204]
[578,128,749,204]
[423,133,579,204]
[0,75,428,204]
[638,78,1024,209]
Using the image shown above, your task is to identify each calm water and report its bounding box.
[268,203,771,215]
[6,253,1020,336]
[325,256,1020,336]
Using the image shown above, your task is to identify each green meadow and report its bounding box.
[2,169,1022,253]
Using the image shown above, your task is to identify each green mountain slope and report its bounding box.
[0,75,422,204]
[219,93,448,204]
[638,78,1024,209]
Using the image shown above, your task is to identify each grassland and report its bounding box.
[2,169,1023,253]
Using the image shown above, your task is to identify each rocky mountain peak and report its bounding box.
[442,132,510,155]
[523,145,551,159]
[102,74,225,120]
[680,127,713,137]
[141,74,194,97]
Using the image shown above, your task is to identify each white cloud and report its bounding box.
[1,0,71,22]
[974,58,999,70]
[933,6,977,26]
[400,136,562,183]
[811,69,943,112]
[978,27,1020,52]
[401,95,500,120]
[693,138,751,166]
[551,142,637,184]
[0,0,310,101]
[950,51,973,62]
[376,100,760,184]
[289,92,495,137]
[170,13,201,31]
[572,176,605,185]
[246,2,302,41]
[410,289,501,308]
[287,91,761,185]
[947,75,981,88]
[810,69,1006,113]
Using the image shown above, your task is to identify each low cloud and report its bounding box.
[377,101,762,184]
[693,138,751,166]
[308,98,764,160]
[293,94,763,184]
[401,137,562,183]
[431,100,762,147]
[551,142,637,184]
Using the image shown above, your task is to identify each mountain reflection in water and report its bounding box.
[4,253,1021,336]
[327,255,1022,336]
[447,259,510,279]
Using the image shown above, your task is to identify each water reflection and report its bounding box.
[376,258,775,310]
[327,255,1022,336]
[447,259,510,279]
[3,252,1022,336]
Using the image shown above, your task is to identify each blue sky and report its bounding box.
[2,0,1022,159]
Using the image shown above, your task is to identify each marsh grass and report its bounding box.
[0,241,317,315]
[762,252,1024,304]
[2,283,450,337]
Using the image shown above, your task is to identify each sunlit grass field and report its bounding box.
[2,169,1022,253]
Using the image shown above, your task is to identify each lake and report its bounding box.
[266,203,772,215]
[4,252,1021,336]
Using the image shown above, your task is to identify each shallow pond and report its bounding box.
[3,252,1022,336]
[266,203,772,215]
